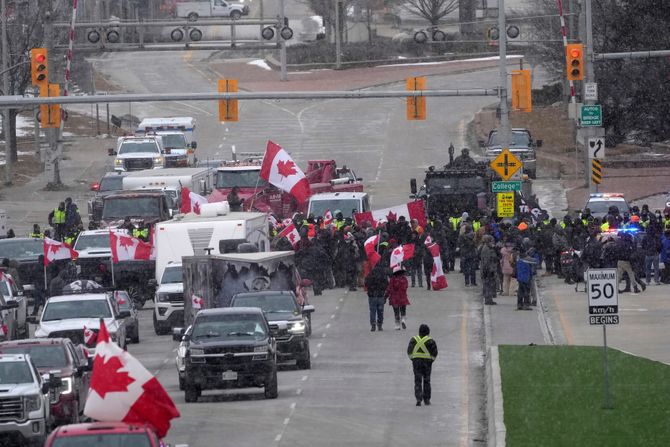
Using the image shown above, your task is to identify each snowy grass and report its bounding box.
[499,345,670,446]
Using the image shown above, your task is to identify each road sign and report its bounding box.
[580,104,602,127]
[491,181,522,192]
[591,159,602,185]
[585,82,598,101]
[588,137,605,159]
[496,192,515,218]
[587,268,618,325]
[490,149,522,181]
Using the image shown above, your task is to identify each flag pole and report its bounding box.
[247,176,263,211]
[43,265,48,291]
[110,256,115,287]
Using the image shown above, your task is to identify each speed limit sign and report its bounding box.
[587,268,619,325]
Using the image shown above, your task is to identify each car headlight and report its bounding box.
[114,158,122,165]
[288,321,306,334]
[153,156,163,164]
[254,346,267,353]
[157,293,169,302]
[24,394,41,412]
[189,348,204,356]
[60,377,73,395]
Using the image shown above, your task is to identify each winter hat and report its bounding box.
[461,212,469,221]
[419,324,430,336]
[518,222,528,231]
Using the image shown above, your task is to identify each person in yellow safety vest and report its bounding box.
[132,221,150,242]
[333,210,345,230]
[29,224,44,239]
[448,216,461,232]
[407,323,438,406]
[472,219,481,233]
[48,202,67,241]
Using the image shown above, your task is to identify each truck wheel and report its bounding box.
[230,10,241,20]
[179,375,185,391]
[264,368,278,399]
[296,344,311,370]
[131,328,140,344]
[187,12,198,21]
[184,383,200,403]
[153,313,169,336]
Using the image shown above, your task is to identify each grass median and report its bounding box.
[498,345,670,447]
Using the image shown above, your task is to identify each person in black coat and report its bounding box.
[364,263,389,331]
[407,323,438,406]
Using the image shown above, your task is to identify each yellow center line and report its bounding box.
[459,299,469,447]
[552,290,574,345]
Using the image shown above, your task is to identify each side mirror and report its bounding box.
[191,141,197,149]
[107,148,117,156]
[478,139,485,147]
[0,301,19,310]
[410,178,417,195]
[148,279,157,287]
[172,327,185,341]
[535,139,543,148]
[302,304,315,314]
[41,381,50,394]
[26,315,37,325]
[117,310,131,319]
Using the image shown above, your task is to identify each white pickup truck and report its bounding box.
[177,0,249,21]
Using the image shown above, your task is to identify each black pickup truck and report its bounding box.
[176,307,278,402]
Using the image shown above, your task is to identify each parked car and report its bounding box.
[45,422,165,447]
[114,290,140,344]
[1,275,29,338]
[0,338,91,425]
[0,237,43,298]
[175,307,278,402]
[0,294,20,341]
[230,290,314,369]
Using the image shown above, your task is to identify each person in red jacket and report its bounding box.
[387,266,410,330]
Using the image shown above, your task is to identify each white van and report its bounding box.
[307,192,370,219]
[136,117,197,167]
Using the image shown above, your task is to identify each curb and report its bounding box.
[486,346,506,447]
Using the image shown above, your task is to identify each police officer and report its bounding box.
[133,221,150,241]
[29,224,44,239]
[48,202,67,241]
[407,324,438,406]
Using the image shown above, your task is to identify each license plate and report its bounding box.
[222,371,237,381]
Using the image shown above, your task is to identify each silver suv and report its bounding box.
[111,136,165,172]
[0,354,60,447]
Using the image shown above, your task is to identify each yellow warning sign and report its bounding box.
[497,192,515,218]
[490,148,523,181]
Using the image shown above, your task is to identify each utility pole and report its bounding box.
[582,0,602,192]
[2,0,13,185]
[279,0,287,81]
[497,0,511,148]
[335,0,342,69]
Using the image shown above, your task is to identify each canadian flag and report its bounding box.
[180,186,208,214]
[277,223,301,249]
[84,326,98,347]
[109,231,152,263]
[260,141,311,204]
[84,320,180,438]
[390,244,415,270]
[354,200,427,228]
[0,324,6,338]
[0,271,14,286]
[426,242,448,291]
[268,214,279,229]
[192,294,204,310]
[43,237,79,266]
[364,234,381,269]
[323,210,333,226]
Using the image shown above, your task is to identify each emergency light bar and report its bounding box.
[589,193,624,198]
[603,227,640,234]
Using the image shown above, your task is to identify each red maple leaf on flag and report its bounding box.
[277,159,297,178]
[393,247,402,256]
[288,232,296,242]
[193,202,201,214]
[90,355,135,399]
[118,235,135,249]
[386,211,397,222]
[49,243,60,254]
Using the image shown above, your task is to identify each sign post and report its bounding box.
[587,268,618,409]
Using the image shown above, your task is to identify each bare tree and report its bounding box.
[403,0,458,26]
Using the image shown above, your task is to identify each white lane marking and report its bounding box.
[313,353,318,358]
[330,314,335,319]
[153,370,160,375]
[296,388,302,395]
[290,402,296,409]
[301,375,308,381]
[283,418,290,425]
[172,101,213,116]
[322,333,327,338]
[317,343,322,348]
[172,348,177,352]
[339,298,344,302]
[326,323,331,329]
[275,434,282,442]
[335,306,340,310]
[163,358,169,364]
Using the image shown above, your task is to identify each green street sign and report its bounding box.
[580,105,602,127]
[492,181,522,193]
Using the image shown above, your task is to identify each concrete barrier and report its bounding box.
[486,346,506,447]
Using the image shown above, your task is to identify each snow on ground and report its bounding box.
[247,60,272,71]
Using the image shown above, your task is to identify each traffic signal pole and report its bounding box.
[2,0,13,185]
[583,0,601,193]
[497,0,512,148]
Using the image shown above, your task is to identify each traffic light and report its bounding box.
[218,79,238,122]
[406,77,426,120]
[566,43,584,81]
[30,48,49,88]
[511,69,532,112]
[39,83,61,128]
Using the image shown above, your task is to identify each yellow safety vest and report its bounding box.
[449,217,460,231]
[600,222,609,231]
[29,232,44,239]
[560,222,567,229]
[473,221,481,232]
[133,228,148,238]
[335,220,345,230]
[64,236,75,246]
[53,209,66,224]
[409,335,434,360]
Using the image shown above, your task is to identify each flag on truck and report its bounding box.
[276,223,301,249]
[354,201,427,228]
[109,231,152,263]
[43,237,78,266]
[180,186,208,214]
[260,140,311,204]
[84,320,180,438]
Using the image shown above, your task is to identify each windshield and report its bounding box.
[0,239,43,260]
[74,234,110,251]
[99,176,124,192]
[42,299,112,321]
[118,141,159,155]
[160,133,187,149]
[0,361,33,384]
[309,199,360,218]
[488,131,531,147]
[161,266,183,284]
[216,170,266,188]
[51,434,152,447]
[192,314,267,341]
[102,197,160,220]
[0,345,68,368]
[426,177,486,195]
[587,199,629,215]
[232,294,298,314]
